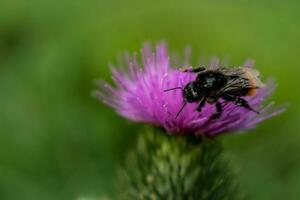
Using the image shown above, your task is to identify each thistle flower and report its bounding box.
[95,42,284,137]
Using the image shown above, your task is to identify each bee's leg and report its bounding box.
[235,97,259,113]
[196,98,206,112]
[223,95,259,113]
[180,66,206,73]
[209,102,222,120]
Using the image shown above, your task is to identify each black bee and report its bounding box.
[165,66,263,120]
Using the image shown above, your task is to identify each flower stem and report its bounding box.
[119,128,244,200]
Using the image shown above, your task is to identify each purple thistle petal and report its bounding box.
[243,59,255,68]
[95,42,285,137]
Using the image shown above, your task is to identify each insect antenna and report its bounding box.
[164,87,182,92]
[163,86,186,118]
[176,102,187,119]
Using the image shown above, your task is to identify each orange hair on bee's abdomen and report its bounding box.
[247,88,257,96]
[242,67,264,96]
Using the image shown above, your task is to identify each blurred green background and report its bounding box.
[0,0,298,199]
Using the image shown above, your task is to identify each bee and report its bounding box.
[165,66,264,120]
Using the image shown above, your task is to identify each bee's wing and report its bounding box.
[216,67,264,96]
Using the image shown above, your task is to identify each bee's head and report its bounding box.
[183,81,200,103]
[164,82,201,118]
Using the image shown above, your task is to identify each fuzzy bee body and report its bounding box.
[166,66,263,119]
[215,67,263,96]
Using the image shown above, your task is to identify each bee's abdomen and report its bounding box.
[246,88,257,96]
[242,67,264,96]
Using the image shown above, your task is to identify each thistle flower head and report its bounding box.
[95,42,284,137]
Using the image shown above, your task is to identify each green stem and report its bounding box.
[119,128,244,200]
